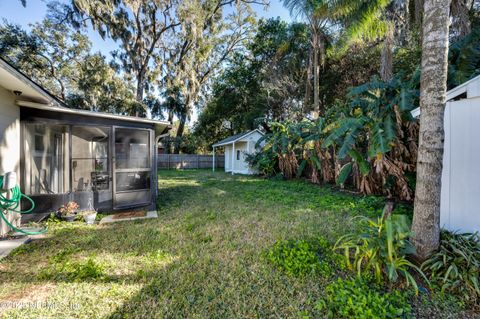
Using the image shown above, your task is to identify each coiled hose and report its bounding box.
[0,176,47,235]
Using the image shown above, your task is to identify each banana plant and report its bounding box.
[322,73,419,197]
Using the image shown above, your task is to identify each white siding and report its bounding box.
[0,86,21,235]
[0,86,20,177]
[441,97,480,232]
[221,131,264,175]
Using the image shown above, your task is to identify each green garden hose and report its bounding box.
[0,175,47,235]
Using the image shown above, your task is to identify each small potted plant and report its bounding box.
[57,201,79,222]
[81,210,97,225]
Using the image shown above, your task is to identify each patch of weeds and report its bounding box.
[186,222,197,232]
[5,242,35,258]
[315,277,412,319]
[195,233,213,243]
[266,237,342,277]
[49,247,81,263]
[206,211,217,221]
[39,255,107,282]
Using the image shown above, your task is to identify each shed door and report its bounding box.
[113,127,152,209]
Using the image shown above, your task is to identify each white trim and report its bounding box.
[231,142,235,175]
[15,100,171,129]
[0,58,57,105]
[212,129,264,147]
[212,147,216,172]
[410,74,480,118]
[0,58,171,131]
[410,107,421,118]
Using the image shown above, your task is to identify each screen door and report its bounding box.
[113,127,152,208]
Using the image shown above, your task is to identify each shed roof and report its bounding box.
[0,56,171,133]
[411,74,480,118]
[212,129,263,147]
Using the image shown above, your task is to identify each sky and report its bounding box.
[0,0,292,56]
[0,0,292,123]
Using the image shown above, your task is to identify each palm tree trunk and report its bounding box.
[380,26,394,82]
[414,0,424,26]
[305,48,312,113]
[411,0,451,260]
[312,31,320,119]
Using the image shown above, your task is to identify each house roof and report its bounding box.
[411,74,480,118]
[212,129,264,147]
[0,56,171,134]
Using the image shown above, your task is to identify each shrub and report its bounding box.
[334,213,427,291]
[316,277,412,319]
[245,149,278,177]
[267,237,341,277]
[422,230,480,304]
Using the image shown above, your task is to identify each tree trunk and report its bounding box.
[312,32,320,119]
[411,0,451,260]
[451,0,472,40]
[380,27,394,82]
[135,71,145,117]
[414,0,424,26]
[174,113,187,154]
[304,48,312,114]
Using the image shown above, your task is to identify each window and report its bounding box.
[236,150,241,160]
[24,124,69,195]
[72,126,110,192]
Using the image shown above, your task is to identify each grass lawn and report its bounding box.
[0,170,469,318]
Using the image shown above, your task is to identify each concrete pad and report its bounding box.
[0,236,31,260]
[99,210,158,224]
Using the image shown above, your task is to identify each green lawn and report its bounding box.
[0,170,467,318]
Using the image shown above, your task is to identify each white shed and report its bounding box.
[212,130,264,175]
[412,74,480,233]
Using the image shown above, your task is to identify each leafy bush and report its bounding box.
[422,230,480,304]
[316,277,412,319]
[335,213,427,291]
[267,237,341,277]
[245,149,278,177]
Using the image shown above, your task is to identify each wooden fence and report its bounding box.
[157,154,224,169]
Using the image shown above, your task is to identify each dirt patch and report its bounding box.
[111,211,147,220]
[0,283,54,307]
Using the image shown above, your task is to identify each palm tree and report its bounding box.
[282,0,332,118]
[332,0,398,81]
[411,0,451,260]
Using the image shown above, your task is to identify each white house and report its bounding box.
[411,74,480,233]
[212,130,264,175]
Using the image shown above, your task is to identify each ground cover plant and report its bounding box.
[0,170,473,318]
[266,237,343,277]
[315,277,412,319]
[422,231,480,305]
